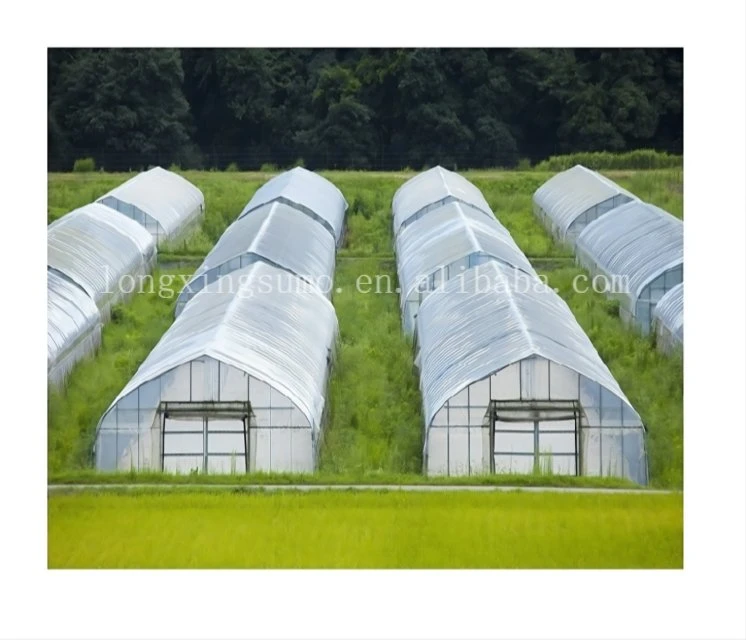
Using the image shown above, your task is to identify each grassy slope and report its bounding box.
[47,169,683,487]
[48,491,683,568]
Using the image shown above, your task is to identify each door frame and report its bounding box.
[489,400,581,475]
[159,401,250,473]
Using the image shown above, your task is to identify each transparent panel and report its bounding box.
[448,428,469,476]
[538,454,576,475]
[491,364,520,400]
[270,430,292,472]
[164,456,203,474]
[520,357,549,400]
[600,429,622,477]
[538,431,575,455]
[493,454,533,474]
[219,364,248,402]
[548,362,579,400]
[427,429,448,475]
[495,431,533,454]
[582,428,601,476]
[207,456,246,474]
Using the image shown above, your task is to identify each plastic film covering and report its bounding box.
[175,201,337,315]
[416,261,639,427]
[575,201,683,331]
[47,203,157,314]
[98,166,204,242]
[653,282,683,353]
[97,261,338,447]
[392,166,494,235]
[47,269,102,387]
[239,167,348,244]
[396,201,538,332]
[532,165,637,244]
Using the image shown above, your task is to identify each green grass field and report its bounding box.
[47,168,683,487]
[48,490,683,568]
[47,166,684,568]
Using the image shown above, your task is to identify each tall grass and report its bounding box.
[320,175,424,473]
[48,491,683,568]
[534,149,682,171]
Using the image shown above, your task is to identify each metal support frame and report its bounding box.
[490,400,581,476]
[159,401,250,473]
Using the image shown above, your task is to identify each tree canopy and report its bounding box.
[48,48,683,171]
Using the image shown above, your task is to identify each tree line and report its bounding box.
[48,48,683,171]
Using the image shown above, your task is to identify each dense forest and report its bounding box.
[47,48,683,171]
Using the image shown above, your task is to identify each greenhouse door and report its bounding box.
[490,401,580,476]
[160,402,250,474]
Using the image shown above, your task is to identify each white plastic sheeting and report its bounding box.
[532,165,637,245]
[396,201,538,333]
[653,283,683,354]
[239,167,348,245]
[94,262,338,474]
[47,269,102,388]
[415,261,647,484]
[98,166,204,243]
[47,203,157,317]
[175,200,337,315]
[393,166,493,235]
[576,201,683,333]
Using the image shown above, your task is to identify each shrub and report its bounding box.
[72,157,96,173]
[225,162,240,172]
[534,149,683,172]
[168,163,182,172]
[259,163,278,173]
[294,158,306,168]
[516,157,532,171]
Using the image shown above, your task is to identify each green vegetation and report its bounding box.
[72,157,96,173]
[47,168,683,489]
[534,149,683,172]
[321,257,423,473]
[48,268,183,472]
[49,49,682,171]
[48,469,639,489]
[47,491,683,568]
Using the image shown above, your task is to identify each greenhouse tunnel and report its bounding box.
[392,167,648,484]
[415,262,648,484]
[575,201,683,333]
[94,263,339,474]
[97,166,205,244]
[532,164,637,246]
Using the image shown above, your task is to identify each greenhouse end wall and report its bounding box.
[424,356,647,484]
[95,356,318,474]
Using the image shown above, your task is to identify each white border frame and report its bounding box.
[2,1,745,638]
